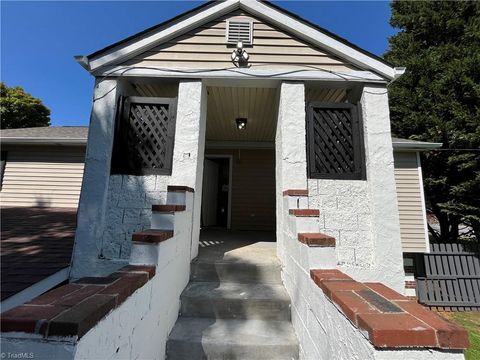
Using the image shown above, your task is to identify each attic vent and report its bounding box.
[226,20,253,45]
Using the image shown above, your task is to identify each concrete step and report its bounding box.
[190,260,282,284]
[166,317,299,360]
[180,281,291,320]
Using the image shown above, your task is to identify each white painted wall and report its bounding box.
[1,193,194,360]
[169,81,207,260]
[283,258,464,360]
[281,194,463,360]
[276,83,404,292]
[275,82,431,359]
[275,82,307,265]
[358,84,404,291]
[71,79,125,279]
[75,203,193,360]
[71,79,207,276]
[102,175,169,260]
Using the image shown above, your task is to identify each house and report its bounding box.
[0,126,436,302]
[1,2,467,359]
[0,127,87,311]
[0,126,87,207]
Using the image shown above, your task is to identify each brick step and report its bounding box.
[166,318,298,360]
[132,229,173,244]
[166,185,194,206]
[283,190,309,209]
[151,204,186,213]
[298,233,335,247]
[180,281,291,320]
[289,209,319,217]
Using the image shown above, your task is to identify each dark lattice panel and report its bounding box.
[111,97,177,175]
[307,103,365,180]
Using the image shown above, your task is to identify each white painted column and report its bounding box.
[70,78,124,278]
[361,84,405,292]
[275,82,307,262]
[169,80,207,260]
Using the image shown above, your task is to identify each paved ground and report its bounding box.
[1,207,77,301]
[199,229,276,263]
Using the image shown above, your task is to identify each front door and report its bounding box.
[201,159,219,227]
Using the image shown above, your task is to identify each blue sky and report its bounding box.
[1,1,396,126]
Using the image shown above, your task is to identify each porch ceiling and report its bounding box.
[206,86,277,142]
[206,86,346,143]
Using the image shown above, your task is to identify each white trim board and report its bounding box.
[81,0,401,80]
[0,267,70,313]
[416,152,430,253]
[93,68,387,84]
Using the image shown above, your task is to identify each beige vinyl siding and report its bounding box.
[394,151,428,253]
[0,146,85,208]
[122,10,359,71]
[206,148,275,231]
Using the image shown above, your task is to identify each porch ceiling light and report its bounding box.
[236,118,247,130]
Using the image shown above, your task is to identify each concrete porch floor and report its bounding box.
[198,229,277,264]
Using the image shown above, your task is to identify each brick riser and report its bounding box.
[285,190,338,269]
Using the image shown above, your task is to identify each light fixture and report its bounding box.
[236,118,247,130]
[231,40,249,67]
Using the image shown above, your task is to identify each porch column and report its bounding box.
[275,82,307,261]
[169,80,207,260]
[70,78,124,278]
[360,84,404,292]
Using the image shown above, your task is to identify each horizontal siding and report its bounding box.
[123,10,359,71]
[1,146,85,208]
[394,152,428,253]
[206,149,275,231]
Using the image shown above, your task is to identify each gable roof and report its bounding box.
[77,0,404,80]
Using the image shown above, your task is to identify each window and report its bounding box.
[306,102,365,180]
[111,96,177,175]
[0,151,7,190]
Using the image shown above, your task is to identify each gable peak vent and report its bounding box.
[226,20,253,45]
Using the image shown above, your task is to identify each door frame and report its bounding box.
[204,154,233,229]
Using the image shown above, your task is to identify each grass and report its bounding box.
[439,311,480,360]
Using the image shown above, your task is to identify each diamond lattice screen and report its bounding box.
[307,103,364,180]
[112,97,176,175]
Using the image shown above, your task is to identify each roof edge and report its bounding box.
[1,138,87,146]
[79,0,399,80]
[392,140,442,151]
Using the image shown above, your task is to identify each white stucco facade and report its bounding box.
[276,83,404,292]
[70,80,207,277]
[169,81,207,260]
[71,78,125,278]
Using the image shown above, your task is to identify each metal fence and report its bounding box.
[416,242,480,311]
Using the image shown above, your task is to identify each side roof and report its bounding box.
[0,126,88,146]
[0,126,441,151]
[391,137,442,151]
[77,0,404,80]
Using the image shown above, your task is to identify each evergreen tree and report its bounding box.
[0,83,50,129]
[385,1,480,241]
